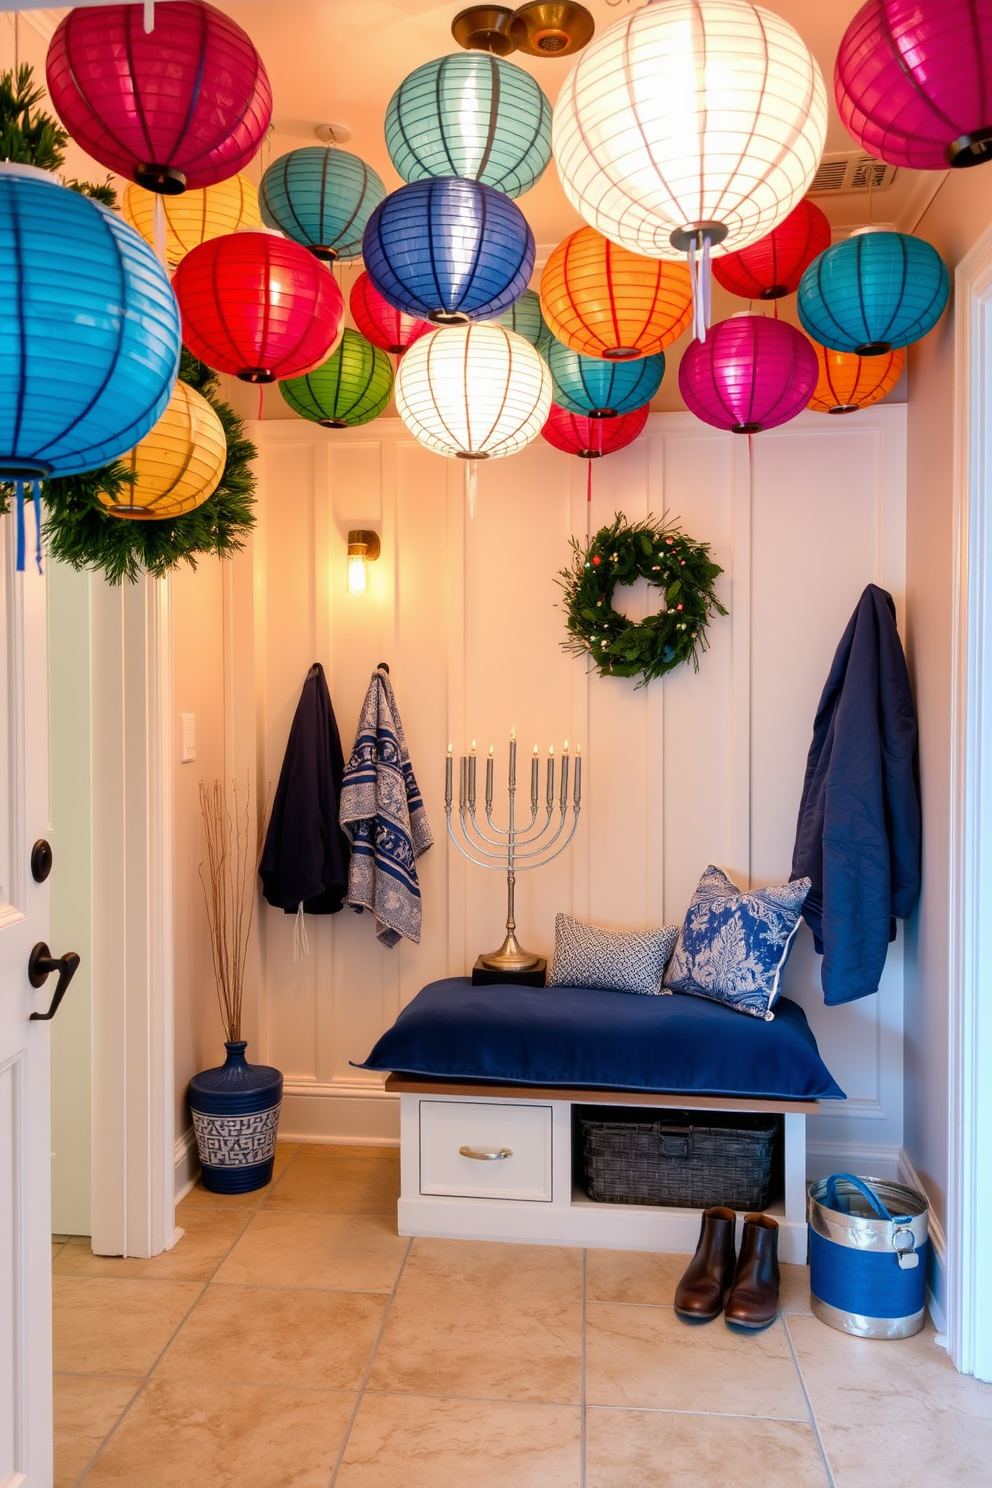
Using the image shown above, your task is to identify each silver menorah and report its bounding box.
[445,729,583,973]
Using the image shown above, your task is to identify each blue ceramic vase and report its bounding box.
[188,1042,283,1194]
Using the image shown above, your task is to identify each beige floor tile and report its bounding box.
[179,1141,300,1209]
[586,1407,829,1488]
[337,1393,581,1488]
[402,1236,584,1301]
[156,1283,386,1390]
[586,1302,809,1419]
[264,1143,400,1215]
[214,1210,409,1292]
[54,1374,141,1488]
[53,1207,249,1282]
[586,1248,690,1306]
[780,1263,813,1315]
[81,1377,354,1488]
[53,1277,202,1376]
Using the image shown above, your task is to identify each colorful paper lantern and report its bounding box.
[836,0,992,171]
[484,289,552,358]
[807,343,904,415]
[46,1,271,194]
[548,339,665,418]
[363,177,534,324]
[279,330,394,428]
[541,403,649,458]
[541,226,693,359]
[553,0,827,259]
[797,230,950,356]
[395,323,551,460]
[349,272,431,356]
[385,52,552,198]
[678,315,818,434]
[712,199,831,301]
[0,166,180,480]
[172,231,344,383]
[259,147,386,261]
[99,381,226,519]
[122,175,262,268]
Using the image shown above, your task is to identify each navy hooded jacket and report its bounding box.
[792,585,920,1005]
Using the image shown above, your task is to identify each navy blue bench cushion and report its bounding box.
[357,978,845,1101]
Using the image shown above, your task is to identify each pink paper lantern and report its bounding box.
[836,0,992,171]
[46,1,272,194]
[678,316,818,434]
[541,403,648,459]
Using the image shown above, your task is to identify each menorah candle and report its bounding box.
[560,742,570,809]
[573,744,582,804]
[531,745,539,812]
[546,745,555,810]
[509,726,517,788]
[469,740,477,808]
[445,744,453,807]
[486,745,494,811]
[459,754,467,811]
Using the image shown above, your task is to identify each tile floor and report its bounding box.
[52,1142,992,1488]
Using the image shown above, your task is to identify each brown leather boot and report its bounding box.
[674,1206,738,1323]
[724,1214,780,1331]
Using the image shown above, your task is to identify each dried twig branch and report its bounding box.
[198,775,267,1043]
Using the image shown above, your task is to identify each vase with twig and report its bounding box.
[188,777,282,1194]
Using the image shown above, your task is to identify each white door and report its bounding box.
[0,511,64,1484]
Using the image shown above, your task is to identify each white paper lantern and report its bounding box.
[395,324,552,461]
[552,0,827,261]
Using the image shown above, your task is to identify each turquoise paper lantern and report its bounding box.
[486,289,552,360]
[279,330,394,428]
[797,230,949,355]
[548,338,665,417]
[385,53,552,199]
[260,146,386,261]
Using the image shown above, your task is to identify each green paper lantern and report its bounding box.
[279,330,394,428]
[485,288,552,360]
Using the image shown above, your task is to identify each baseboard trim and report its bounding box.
[279,1075,400,1146]
[174,1126,199,1203]
[898,1147,948,1336]
[805,1139,903,1182]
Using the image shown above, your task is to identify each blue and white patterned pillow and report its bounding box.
[549,912,680,996]
[664,866,810,1020]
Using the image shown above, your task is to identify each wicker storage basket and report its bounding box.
[580,1110,779,1210]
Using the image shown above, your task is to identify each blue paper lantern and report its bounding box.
[485,288,552,360]
[385,53,552,199]
[0,165,180,480]
[797,230,950,356]
[548,338,665,417]
[362,177,535,324]
[259,146,386,261]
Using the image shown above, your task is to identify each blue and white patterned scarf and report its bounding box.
[339,668,433,947]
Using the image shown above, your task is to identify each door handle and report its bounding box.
[27,942,80,1021]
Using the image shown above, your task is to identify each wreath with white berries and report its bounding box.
[559,513,728,686]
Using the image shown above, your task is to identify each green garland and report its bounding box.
[559,513,728,686]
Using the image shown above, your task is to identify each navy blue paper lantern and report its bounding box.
[548,337,665,417]
[486,288,552,360]
[259,146,386,261]
[797,230,949,356]
[0,165,180,479]
[362,177,534,325]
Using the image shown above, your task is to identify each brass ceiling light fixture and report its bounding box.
[451,2,593,57]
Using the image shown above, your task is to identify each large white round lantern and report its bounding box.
[552,0,827,262]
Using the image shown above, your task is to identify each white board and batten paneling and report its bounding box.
[231,407,908,1177]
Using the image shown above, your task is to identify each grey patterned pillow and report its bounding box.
[548,912,680,996]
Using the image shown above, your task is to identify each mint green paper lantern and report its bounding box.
[385,53,551,199]
[279,330,393,428]
[486,289,552,360]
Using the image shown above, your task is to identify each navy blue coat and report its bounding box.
[792,585,920,1005]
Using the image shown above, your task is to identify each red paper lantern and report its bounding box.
[713,200,831,301]
[541,404,648,458]
[173,232,345,383]
[349,272,431,356]
[46,1,271,194]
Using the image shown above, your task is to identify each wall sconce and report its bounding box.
[347,530,380,595]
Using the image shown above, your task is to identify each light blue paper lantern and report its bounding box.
[797,229,949,355]
[259,146,386,261]
[385,53,552,199]
[486,288,552,360]
[548,337,665,417]
[0,165,180,480]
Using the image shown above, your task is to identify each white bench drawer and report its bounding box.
[419,1100,553,1202]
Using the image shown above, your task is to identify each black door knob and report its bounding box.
[27,942,80,1021]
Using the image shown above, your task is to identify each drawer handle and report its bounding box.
[459,1145,513,1161]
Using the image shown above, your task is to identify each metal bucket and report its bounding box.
[808,1174,929,1339]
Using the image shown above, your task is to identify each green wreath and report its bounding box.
[559,513,728,686]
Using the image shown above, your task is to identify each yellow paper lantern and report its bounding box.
[99,381,227,520]
[807,343,904,415]
[122,175,262,268]
[541,226,693,360]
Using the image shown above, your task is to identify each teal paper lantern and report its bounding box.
[548,338,665,418]
[260,147,385,261]
[279,329,394,428]
[486,288,552,360]
[797,230,950,356]
[385,53,552,199]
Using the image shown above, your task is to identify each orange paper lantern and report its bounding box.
[807,342,904,414]
[540,226,692,361]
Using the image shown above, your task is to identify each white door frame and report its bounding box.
[948,223,992,1381]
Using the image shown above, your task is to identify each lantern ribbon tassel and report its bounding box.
[465,459,478,520]
[15,480,25,573]
[687,232,713,344]
[32,480,42,573]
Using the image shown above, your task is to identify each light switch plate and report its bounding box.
[180,713,196,763]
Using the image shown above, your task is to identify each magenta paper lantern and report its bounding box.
[46,2,272,193]
[836,0,992,170]
[678,316,818,434]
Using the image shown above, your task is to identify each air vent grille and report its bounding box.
[809,152,898,195]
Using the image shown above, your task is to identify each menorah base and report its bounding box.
[478,930,543,974]
[472,956,547,989]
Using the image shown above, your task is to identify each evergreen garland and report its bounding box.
[0,64,68,171]
[559,513,728,686]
